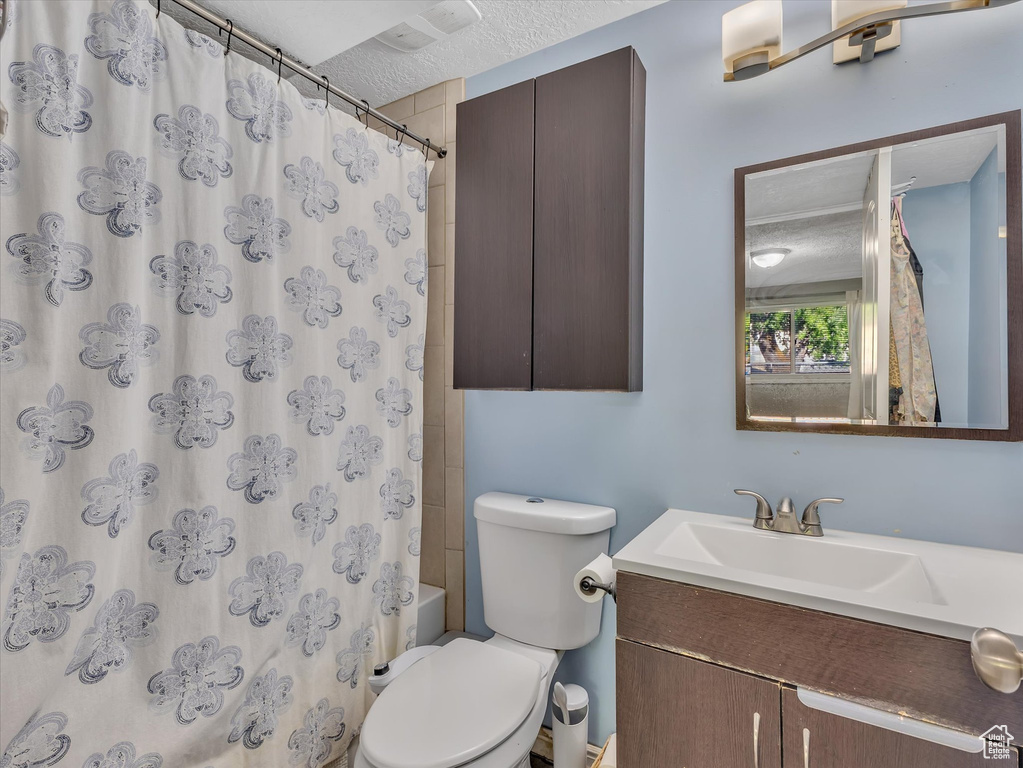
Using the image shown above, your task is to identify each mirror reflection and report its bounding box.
[743,123,1010,430]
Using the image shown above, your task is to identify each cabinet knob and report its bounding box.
[971,627,1023,694]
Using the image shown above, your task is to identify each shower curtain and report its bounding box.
[0,2,427,766]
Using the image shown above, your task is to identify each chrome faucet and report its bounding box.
[733,490,844,537]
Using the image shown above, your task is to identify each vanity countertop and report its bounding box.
[613,509,1023,644]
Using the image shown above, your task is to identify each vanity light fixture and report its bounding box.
[722,0,1021,82]
[751,248,789,268]
[722,0,783,80]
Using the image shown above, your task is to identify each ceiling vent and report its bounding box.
[375,0,481,53]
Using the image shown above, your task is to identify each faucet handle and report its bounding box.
[801,497,844,533]
[734,489,773,528]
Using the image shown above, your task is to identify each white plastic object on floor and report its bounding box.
[552,683,588,768]
[553,682,568,713]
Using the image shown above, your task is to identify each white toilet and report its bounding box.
[355,492,616,768]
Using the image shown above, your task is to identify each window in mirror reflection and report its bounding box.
[746,307,850,375]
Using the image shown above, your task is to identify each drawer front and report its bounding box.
[781,687,1014,768]
[617,572,1022,739]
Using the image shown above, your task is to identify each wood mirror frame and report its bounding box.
[734,111,1022,441]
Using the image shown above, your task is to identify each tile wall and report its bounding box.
[372,79,465,630]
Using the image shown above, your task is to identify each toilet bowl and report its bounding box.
[355,492,615,768]
[355,635,561,768]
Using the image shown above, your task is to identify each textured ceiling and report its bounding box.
[184,1,438,65]
[747,211,863,290]
[746,152,876,223]
[744,126,1005,293]
[746,126,1002,222]
[293,0,667,106]
[156,0,666,109]
[891,127,1002,185]
[153,1,435,69]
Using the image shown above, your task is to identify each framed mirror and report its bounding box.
[735,111,1021,441]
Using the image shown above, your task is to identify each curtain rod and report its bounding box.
[161,0,447,158]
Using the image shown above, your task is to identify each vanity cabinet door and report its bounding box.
[780,688,1006,768]
[617,639,781,768]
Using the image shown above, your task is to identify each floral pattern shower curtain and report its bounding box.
[0,2,428,766]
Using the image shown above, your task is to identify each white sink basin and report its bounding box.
[661,522,943,604]
[614,509,1023,644]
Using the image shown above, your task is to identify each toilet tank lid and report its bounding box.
[474,492,616,535]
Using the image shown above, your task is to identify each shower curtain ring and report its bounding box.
[156,0,161,18]
[423,138,432,158]
[361,100,371,128]
[397,124,408,146]
[223,19,233,55]
[275,48,283,83]
[323,77,329,108]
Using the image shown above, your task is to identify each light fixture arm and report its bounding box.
[725,0,1021,82]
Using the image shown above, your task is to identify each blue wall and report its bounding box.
[968,149,1006,427]
[900,183,972,426]
[463,0,1023,744]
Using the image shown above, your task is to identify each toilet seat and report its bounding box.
[359,638,543,768]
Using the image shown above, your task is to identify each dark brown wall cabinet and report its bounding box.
[454,47,645,391]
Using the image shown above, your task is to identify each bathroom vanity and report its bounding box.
[613,510,1023,767]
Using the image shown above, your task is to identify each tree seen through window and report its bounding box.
[746,305,850,374]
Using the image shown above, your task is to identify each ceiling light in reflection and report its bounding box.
[750,248,790,268]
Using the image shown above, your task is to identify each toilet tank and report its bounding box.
[474,492,616,650]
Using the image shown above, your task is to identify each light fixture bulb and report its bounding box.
[751,248,789,268]
[722,0,783,79]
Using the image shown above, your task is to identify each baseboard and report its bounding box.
[531,726,602,764]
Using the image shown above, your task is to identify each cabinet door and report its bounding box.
[454,80,535,390]
[617,639,781,768]
[781,687,1009,768]
[533,47,644,391]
